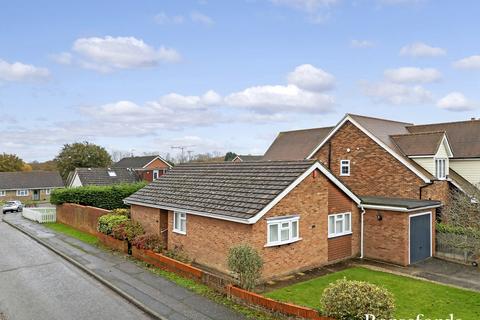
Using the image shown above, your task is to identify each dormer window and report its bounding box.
[108,170,117,177]
[435,158,447,179]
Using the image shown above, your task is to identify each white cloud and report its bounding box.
[399,42,446,57]
[0,59,50,82]
[49,52,73,65]
[361,81,433,105]
[154,12,185,25]
[437,92,475,111]
[270,0,338,12]
[453,55,480,70]
[350,39,374,48]
[384,67,442,83]
[190,12,214,25]
[59,36,180,72]
[287,64,335,91]
[225,84,334,114]
[378,0,423,5]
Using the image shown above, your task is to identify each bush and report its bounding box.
[164,245,190,263]
[320,278,395,320]
[111,208,131,218]
[132,234,164,253]
[97,214,129,235]
[227,244,263,290]
[50,182,147,210]
[112,220,144,241]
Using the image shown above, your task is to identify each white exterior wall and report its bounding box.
[70,174,83,187]
[412,139,451,178]
[450,159,480,187]
[413,157,435,176]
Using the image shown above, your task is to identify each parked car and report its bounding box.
[2,201,23,214]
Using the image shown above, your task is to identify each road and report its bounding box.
[0,217,151,320]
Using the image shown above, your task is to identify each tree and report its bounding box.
[224,152,237,162]
[227,244,263,290]
[442,188,480,229]
[55,142,112,179]
[29,160,57,171]
[0,153,29,172]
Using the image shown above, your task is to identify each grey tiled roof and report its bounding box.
[0,171,64,190]
[113,155,159,169]
[74,168,141,186]
[234,155,263,162]
[391,131,446,156]
[360,196,441,210]
[125,160,316,220]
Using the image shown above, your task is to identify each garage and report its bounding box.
[361,196,440,266]
[409,212,432,264]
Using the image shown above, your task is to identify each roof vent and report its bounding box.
[108,170,117,177]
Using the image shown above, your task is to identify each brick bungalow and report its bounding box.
[125,161,440,280]
[0,171,64,202]
[113,155,172,182]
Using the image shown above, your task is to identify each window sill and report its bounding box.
[264,238,302,248]
[173,229,186,235]
[328,232,352,239]
[339,174,350,177]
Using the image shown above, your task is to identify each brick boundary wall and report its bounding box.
[56,203,109,236]
[98,233,129,254]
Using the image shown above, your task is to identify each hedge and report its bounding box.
[436,222,480,238]
[50,182,147,210]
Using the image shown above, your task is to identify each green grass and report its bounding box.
[43,223,99,246]
[265,267,480,319]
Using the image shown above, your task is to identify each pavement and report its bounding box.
[2,213,245,320]
[0,214,151,320]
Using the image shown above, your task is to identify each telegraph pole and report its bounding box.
[171,145,195,163]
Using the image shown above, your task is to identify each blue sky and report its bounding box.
[1,0,479,161]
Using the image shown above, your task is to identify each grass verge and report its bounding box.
[265,266,480,319]
[43,223,99,246]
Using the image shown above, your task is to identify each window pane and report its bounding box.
[174,213,180,230]
[180,219,186,232]
[336,219,343,234]
[269,224,278,242]
[328,216,335,234]
[344,214,351,232]
[292,221,298,238]
[281,228,289,241]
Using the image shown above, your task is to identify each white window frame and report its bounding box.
[45,189,51,195]
[173,211,187,235]
[0,190,5,197]
[340,160,350,176]
[328,212,352,238]
[16,189,29,197]
[266,216,300,247]
[153,170,159,180]
[435,158,447,180]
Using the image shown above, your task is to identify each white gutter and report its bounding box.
[361,204,441,212]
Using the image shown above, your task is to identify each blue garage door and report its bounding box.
[410,214,431,264]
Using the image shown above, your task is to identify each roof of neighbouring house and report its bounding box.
[0,171,64,190]
[407,119,480,158]
[71,168,141,186]
[448,168,479,196]
[360,196,441,210]
[391,131,446,156]
[263,127,334,161]
[125,160,360,223]
[232,155,263,162]
[113,155,170,169]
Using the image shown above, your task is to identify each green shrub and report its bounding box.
[227,244,263,290]
[111,208,131,218]
[320,278,395,320]
[132,234,164,253]
[97,214,129,235]
[50,182,147,210]
[164,245,190,263]
[112,220,144,241]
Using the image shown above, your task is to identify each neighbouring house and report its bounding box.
[0,171,64,202]
[66,167,140,187]
[125,161,440,280]
[231,155,263,162]
[263,114,480,205]
[113,155,172,182]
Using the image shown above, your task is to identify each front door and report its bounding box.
[32,190,40,201]
[410,213,431,264]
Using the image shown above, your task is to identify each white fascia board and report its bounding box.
[143,156,173,169]
[440,134,454,158]
[362,204,441,212]
[231,156,242,162]
[307,115,431,183]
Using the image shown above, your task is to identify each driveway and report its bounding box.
[0,217,151,320]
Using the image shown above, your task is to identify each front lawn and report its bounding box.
[43,222,99,246]
[265,267,480,319]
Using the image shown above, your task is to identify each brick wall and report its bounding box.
[328,235,352,262]
[56,203,109,235]
[421,180,450,203]
[1,189,56,202]
[164,170,359,280]
[131,204,162,234]
[313,121,425,199]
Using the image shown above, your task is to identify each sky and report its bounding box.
[1,0,479,162]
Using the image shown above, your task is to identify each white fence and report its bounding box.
[22,207,56,223]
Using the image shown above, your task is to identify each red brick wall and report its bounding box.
[164,170,359,280]
[131,204,162,234]
[313,121,425,199]
[144,158,170,170]
[328,235,352,262]
[56,203,109,235]
[421,180,450,203]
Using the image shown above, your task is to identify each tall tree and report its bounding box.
[0,153,29,172]
[224,152,237,162]
[55,142,112,179]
